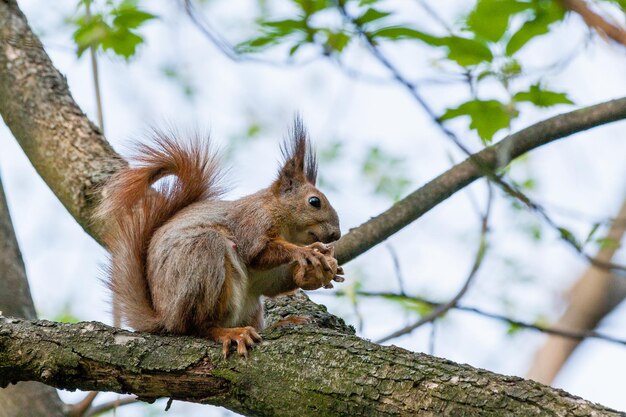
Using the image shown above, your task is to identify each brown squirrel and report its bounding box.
[95,118,343,357]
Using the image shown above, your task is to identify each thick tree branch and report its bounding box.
[335,97,626,264]
[0,292,623,417]
[0,0,120,242]
[0,173,65,417]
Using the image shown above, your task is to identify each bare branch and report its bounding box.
[67,391,98,417]
[334,96,626,264]
[562,0,626,48]
[84,396,138,417]
[527,194,626,384]
[334,3,626,270]
[376,183,493,343]
[351,291,626,347]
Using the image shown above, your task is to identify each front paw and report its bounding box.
[292,245,344,290]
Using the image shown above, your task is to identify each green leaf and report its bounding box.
[371,27,492,66]
[112,7,156,29]
[71,0,157,60]
[382,295,434,316]
[558,227,581,250]
[73,18,110,57]
[584,223,601,245]
[355,8,391,25]
[293,0,333,15]
[596,237,621,250]
[501,59,522,77]
[236,35,282,53]
[440,99,512,142]
[513,84,574,107]
[507,322,523,335]
[466,0,532,42]
[262,19,307,35]
[325,31,351,52]
[370,26,442,43]
[506,2,565,55]
[521,178,536,190]
[289,42,303,56]
[319,141,343,162]
[52,303,81,324]
[101,28,143,59]
[443,36,493,66]
[529,223,542,241]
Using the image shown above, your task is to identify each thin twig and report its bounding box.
[428,322,436,355]
[376,183,493,343]
[85,2,104,132]
[385,244,407,296]
[337,4,626,275]
[67,391,98,417]
[182,0,316,67]
[84,397,138,417]
[349,291,626,346]
[414,0,454,33]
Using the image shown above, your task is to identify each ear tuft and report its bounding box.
[273,116,318,194]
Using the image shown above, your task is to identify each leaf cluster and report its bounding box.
[71,0,157,60]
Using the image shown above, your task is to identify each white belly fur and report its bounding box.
[222,245,259,327]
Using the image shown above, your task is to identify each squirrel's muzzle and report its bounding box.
[321,227,341,243]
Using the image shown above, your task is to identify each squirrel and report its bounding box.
[95,118,343,357]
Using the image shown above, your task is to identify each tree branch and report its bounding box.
[562,0,626,48]
[2,0,626,266]
[347,291,626,347]
[376,184,493,343]
[0,170,65,416]
[527,194,626,384]
[0,0,120,243]
[0,292,623,417]
[335,97,626,264]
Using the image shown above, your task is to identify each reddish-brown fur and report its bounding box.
[96,120,342,357]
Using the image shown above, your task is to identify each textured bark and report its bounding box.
[0,176,65,417]
[0,0,121,242]
[0,292,623,417]
[527,195,626,384]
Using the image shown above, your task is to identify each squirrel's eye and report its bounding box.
[308,196,321,208]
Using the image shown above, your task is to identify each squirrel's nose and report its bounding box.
[328,229,341,242]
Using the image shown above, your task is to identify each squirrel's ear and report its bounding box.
[272,117,317,194]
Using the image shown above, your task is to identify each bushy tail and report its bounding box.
[95,131,225,332]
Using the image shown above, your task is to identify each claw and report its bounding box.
[333,275,345,283]
[222,339,230,359]
[209,327,262,359]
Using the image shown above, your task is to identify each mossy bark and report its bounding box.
[0,292,623,417]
